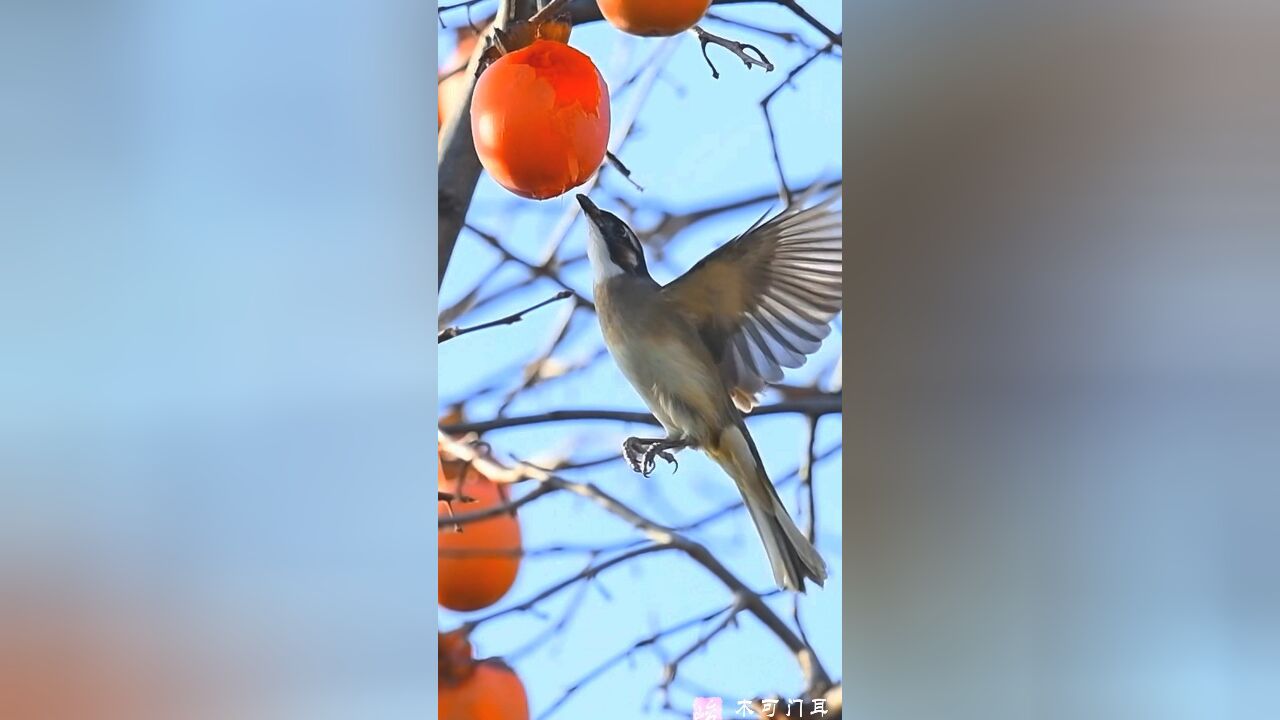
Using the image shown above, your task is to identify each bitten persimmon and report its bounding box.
[470,40,610,200]
[438,447,522,612]
[597,0,712,37]
[438,631,529,720]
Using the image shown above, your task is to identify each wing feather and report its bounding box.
[662,182,843,411]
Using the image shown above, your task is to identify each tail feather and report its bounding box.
[708,424,828,592]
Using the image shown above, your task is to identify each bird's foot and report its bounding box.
[622,437,686,477]
[622,437,649,474]
[641,445,679,477]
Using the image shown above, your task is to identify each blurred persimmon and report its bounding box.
[597,0,712,37]
[438,445,522,611]
[470,39,610,199]
[439,27,484,134]
[438,630,529,720]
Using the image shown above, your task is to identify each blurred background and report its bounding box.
[848,2,1280,719]
[436,1,842,718]
[2,3,436,718]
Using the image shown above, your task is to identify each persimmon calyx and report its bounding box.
[476,14,573,76]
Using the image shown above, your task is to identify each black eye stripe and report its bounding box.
[596,211,648,275]
[607,241,636,269]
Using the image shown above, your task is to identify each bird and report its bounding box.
[576,184,842,592]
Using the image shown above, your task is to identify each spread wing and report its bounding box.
[661,183,842,412]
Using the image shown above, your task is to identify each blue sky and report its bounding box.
[439,3,843,717]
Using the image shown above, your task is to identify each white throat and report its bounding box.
[585,224,624,285]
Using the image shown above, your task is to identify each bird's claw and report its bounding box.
[623,437,681,477]
[643,447,678,477]
[622,437,647,474]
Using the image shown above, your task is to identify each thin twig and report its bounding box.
[438,290,574,343]
[462,544,675,630]
[537,599,759,720]
[440,395,842,433]
[437,482,559,527]
[777,0,842,46]
[463,223,594,308]
[605,151,644,192]
[760,42,835,202]
[637,176,840,250]
[703,11,814,48]
[799,416,819,544]
[504,565,596,662]
[691,25,774,79]
[655,596,746,709]
[790,415,820,666]
[497,301,582,413]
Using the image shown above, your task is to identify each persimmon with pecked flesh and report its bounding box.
[598,0,712,37]
[438,630,530,720]
[470,39,610,199]
[438,446,522,612]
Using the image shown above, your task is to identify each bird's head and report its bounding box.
[577,194,649,283]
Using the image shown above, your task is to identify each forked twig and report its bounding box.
[691,25,774,79]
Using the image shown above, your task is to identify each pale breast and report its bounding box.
[596,278,724,441]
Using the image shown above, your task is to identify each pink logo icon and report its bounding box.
[693,696,724,720]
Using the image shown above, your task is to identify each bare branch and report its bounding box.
[551,0,844,52]
[761,42,836,202]
[463,544,675,629]
[546,475,833,694]
[537,599,760,720]
[439,0,539,289]
[440,395,841,434]
[439,436,833,693]
[776,0,842,46]
[692,25,774,79]
[438,290,574,343]
[635,176,840,250]
[676,442,841,534]
[462,224,593,307]
[504,572,595,663]
[497,302,586,412]
[605,150,644,192]
[656,596,746,709]
[565,0,759,24]
[437,482,559,527]
[798,416,819,544]
[703,11,815,49]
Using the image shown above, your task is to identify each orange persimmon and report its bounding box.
[470,39,610,200]
[597,0,712,37]
[438,630,530,720]
[438,447,522,612]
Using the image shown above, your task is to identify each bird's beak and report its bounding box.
[576,194,601,222]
